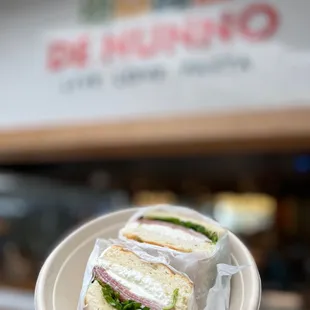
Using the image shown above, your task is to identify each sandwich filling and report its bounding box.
[140,217,218,243]
[92,275,179,310]
[93,265,171,310]
[95,278,151,310]
[121,214,218,253]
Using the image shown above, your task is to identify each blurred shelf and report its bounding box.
[1,107,310,163]
[261,290,303,310]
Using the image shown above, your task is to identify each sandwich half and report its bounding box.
[85,245,194,310]
[120,209,222,253]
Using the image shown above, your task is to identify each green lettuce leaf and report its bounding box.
[144,216,219,243]
[163,289,179,310]
[96,280,150,310]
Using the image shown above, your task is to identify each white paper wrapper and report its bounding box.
[77,239,198,310]
[119,205,231,308]
[205,264,246,310]
[78,238,244,310]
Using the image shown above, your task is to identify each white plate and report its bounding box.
[35,208,261,310]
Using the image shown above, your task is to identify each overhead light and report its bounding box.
[213,192,277,235]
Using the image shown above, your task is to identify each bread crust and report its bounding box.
[85,280,115,310]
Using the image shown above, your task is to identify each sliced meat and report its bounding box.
[93,266,163,310]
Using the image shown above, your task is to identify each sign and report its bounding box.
[1,0,310,129]
[48,3,278,71]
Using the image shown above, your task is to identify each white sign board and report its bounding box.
[1,0,310,129]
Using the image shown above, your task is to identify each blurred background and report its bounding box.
[1,0,310,309]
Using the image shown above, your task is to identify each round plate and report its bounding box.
[35,208,261,310]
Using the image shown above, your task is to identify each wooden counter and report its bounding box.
[1,107,310,163]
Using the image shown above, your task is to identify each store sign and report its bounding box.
[45,2,279,91]
[47,4,278,72]
[1,0,310,128]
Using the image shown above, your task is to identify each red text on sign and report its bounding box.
[101,3,279,61]
[47,36,89,72]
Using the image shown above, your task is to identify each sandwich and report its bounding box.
[120,209,223,253]
[85,245,194,310]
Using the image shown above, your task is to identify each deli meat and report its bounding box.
[93,266,163,310]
